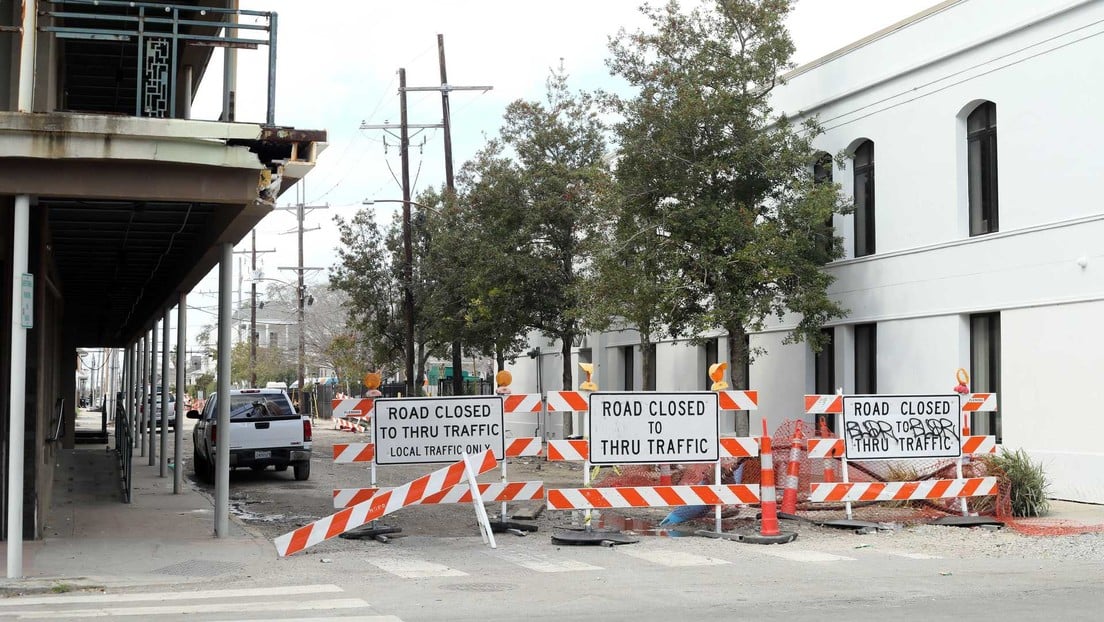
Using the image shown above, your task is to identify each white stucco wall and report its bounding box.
[508,0,1104,502]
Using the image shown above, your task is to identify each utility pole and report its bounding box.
[233,238,274,387]
[361,41,490,398]
[277,188,327,410]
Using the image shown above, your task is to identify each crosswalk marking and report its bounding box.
[7,598,371,619]
[367,556,468,578]
[879,550,942,559]
[0,584,345,607]
[211,617,403,622]
[489,549,604,573]
[750,549,857,562]
[618,548,731,567]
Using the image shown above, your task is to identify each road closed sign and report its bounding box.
[841,394,962,460]
[588,392,719,465]
[373,395,505,465]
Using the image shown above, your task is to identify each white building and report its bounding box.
[509,0,1104,503]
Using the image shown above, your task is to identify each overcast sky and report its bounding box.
[182,0,936,349]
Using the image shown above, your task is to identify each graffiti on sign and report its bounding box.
[841,394,962,460]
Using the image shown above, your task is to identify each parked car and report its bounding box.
[187,388,312,482]
[139,389,176,429]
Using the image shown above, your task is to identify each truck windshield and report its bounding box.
[228,394,295,420]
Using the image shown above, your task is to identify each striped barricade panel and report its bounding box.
[808,477,998,503]
[332,487,380,508]
[332,398,375,419]
[804,394,843,414]
[274,449,497,557]
[545,391,589,412]
[334,417,369,433]
[719,437,759,458]
[806,438,844,459]
[333,443,375,463]
[505,437,542,457]
[718,390,759,411]
[503,393,543,413]
[962,435,997,454]
[334,481,545,508]
[962,393,997,412]
[546,484,760,510]
[547,439,589,461]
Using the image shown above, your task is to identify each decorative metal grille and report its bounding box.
[143,38,170,117]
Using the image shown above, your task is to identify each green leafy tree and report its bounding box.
[330,209,403,380]
[607,0,849,424]
[478,67,613,390]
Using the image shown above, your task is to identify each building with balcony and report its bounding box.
[1,0,325,554]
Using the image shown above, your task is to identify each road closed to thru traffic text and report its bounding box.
[374,395,505,465]
[842,394,962,460]
[588,391,719,465]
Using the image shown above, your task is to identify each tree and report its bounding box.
[475,67,613,391]
[607,0,849,428]
[330,208,404,379]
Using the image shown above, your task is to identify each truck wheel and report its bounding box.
[195,450,213,484]
[293,461,311,481]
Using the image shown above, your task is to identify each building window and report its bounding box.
[269,331,279,348]
[814,327,836,432]
[854,323,876,394]
[967,102,998,236]
[704,339,719,390]
[853,141,875,257]
[622,345,634,390]
[970,313,1002,442]
[813,152,834,259]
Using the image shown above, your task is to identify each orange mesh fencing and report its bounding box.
[591,419,1101,535]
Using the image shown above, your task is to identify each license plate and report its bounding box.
[254,450,271,459]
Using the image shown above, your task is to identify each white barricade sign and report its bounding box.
[588,391,719,465]
[842,394,962,460]
[373,395,506,465]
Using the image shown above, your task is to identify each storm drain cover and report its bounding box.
[153,559,244,577]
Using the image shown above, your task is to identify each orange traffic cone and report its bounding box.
[780,425,804,516]
[658,463,672,486]
[737,420,797,545]
[758,421,781,536]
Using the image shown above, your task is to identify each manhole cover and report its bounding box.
[153,560,243,577]
[440,582,517,593]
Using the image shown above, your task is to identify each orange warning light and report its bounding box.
[364,371,382,391]
[579,362,598,391]
[709,362,729,391]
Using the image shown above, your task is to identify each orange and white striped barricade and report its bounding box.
[955,393,998,516]
[805,393,852,519]
[331,398,374,433]
[713,390,759,527]
[546,434,762,534]
[332,437,545,513]
[275,449,497,556]
[498,393,545,530]
[545,390,588,439]
[805,393,1001,527]
[809,476,999,503]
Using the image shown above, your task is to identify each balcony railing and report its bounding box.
[42,0,277,123]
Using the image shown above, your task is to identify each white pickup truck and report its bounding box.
[187,388,312,482]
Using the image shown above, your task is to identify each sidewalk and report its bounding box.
[0,413,274,595]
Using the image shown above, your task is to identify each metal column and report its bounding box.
[6,195,30,579]
[160,310,170,477]
[215,243,233,536]
[139,334,147,454]
[175,295,187,493]
[149,321,158,465]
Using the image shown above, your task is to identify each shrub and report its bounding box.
[982,448,1050,517]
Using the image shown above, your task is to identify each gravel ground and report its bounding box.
[186,423,1104,563]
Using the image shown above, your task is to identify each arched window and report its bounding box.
[967,102,998,235]
[853,141,875,257]
[813,152,834,259]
